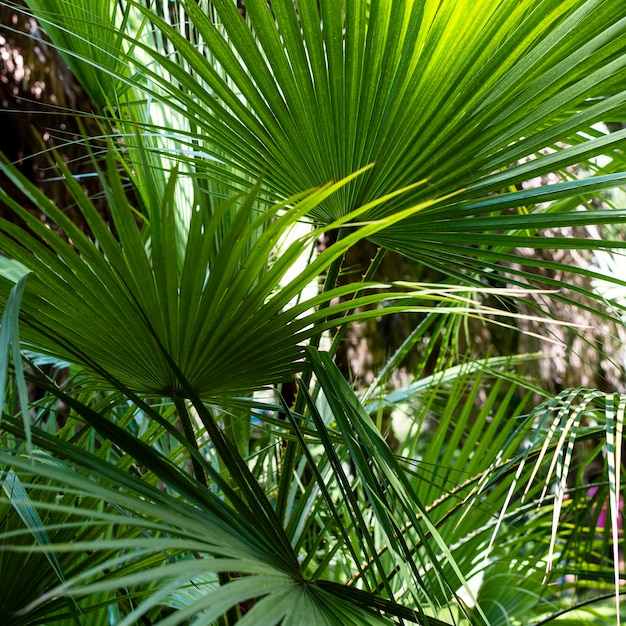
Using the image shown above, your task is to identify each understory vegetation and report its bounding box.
[1,1,626,624]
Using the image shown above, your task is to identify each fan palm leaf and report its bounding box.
[0,405,456,626]
[0,144,481,399]
[10,0,625,321]
[307,349,626,622]
[1,1,626,623]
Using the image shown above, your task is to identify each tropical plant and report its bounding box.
[0,0,625,624]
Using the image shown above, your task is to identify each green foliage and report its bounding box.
[0,0,625,624]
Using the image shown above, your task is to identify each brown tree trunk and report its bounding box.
[0,1,110,231]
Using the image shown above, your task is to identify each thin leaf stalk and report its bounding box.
[326,244,387,360]
[173,396,207,488]
[291,225,349,416]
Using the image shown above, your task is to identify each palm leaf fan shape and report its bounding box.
[18,0,626,300]
[0,147,447,398]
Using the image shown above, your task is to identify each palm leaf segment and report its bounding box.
[0,150,444,398]
[51,1,625,239]
[17,0,626,293]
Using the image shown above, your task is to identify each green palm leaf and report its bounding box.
[2,2,626,624]
[0,433,452,625]
[14,0,626,308]
[364,356,626,623]
[115,0,626,213]
[0,147,450,399]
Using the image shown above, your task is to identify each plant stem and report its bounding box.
[174,397,240,625]
[173,396,207,488]
[293,226,348,410]
[275,228,351,523]
[327,244,387,359]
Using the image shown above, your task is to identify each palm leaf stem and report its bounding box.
[172,373,300,572]
[532,591,626,626]
[13,363,258,532]
[302,243,389,413]
[273,385,300,526]
[275,235,385,535]
[326,244,388,361]
[49,304,297,570]
[291,226,350,412]
[173,396,207,488]
[20,353,224,496]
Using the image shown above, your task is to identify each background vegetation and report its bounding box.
[0,1,626,624]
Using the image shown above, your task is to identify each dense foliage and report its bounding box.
[0,1,626,624]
